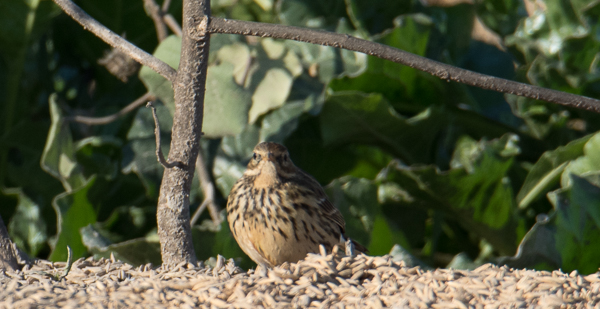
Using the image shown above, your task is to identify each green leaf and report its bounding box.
[49,176,98,262]
[259,100,307,143]
[561,132,600,188]
[138,35,180,115]
[124,103,173,198]
[319,92,445,163]
[5,188,48,257]
[75,136,123,180]
[83,224,162,266]
[368,215,409,256]
[497,214,560,271]
[41,94,87,192]
[203,62,253,137]
[377,134,524,255]
[249,68,293,123]
[517,132,599,209]
[325,177,380,248]
[546,174,600,274]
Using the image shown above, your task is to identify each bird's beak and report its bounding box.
[265,152,276,162]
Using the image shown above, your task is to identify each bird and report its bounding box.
[226,141,367,267]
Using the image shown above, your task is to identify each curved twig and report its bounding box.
[52,0,176,82]
[67,93,155,125]
[146,102,184,169]
[207,18,600,113]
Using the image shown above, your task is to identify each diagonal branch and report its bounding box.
[208,18,600,114]
[67,92,155,125]
[52,0,176,82]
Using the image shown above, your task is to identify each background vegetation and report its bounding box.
[2,0,600,274]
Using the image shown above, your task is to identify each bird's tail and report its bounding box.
[350,239,369,254]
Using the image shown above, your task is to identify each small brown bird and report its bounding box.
[226,142,367,267]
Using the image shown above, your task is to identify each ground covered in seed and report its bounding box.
[0,248,599,309]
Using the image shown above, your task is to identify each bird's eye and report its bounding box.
[283,154,288,161]
[253,153,261,161]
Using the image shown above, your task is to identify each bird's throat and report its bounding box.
[254,162,279,188]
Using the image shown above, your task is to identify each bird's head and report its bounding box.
[246,142,296,186]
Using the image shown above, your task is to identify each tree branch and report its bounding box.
[144,0,168,42]
[156,0,211,267]
[67,92,154,125]
[164,14,183,37]
[146,102,184,169]
[52,0,176,82]
[208,18,600,113]
[190,150,220,226]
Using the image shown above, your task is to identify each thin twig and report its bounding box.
[190,150,220,226]
[67,92,155,125]
[161,0,173,12]
[146,102,183,169]
[163,14,183,37]
[52,0,176,82]
[144,0,168,42]
[208,17,600,113]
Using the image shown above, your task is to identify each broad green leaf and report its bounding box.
[547,174,600,274]
[216,43,252,85]
[249,68,293,123]
[368,215,409,256]
[124,103,174,198]
[204,62,253,137]
[49,176,98,262]
[259,100,307,143]
[320,92,445,163]
[277,0,348,30]
[138,35,180,115]
[377,134,524,255]
[561,133,600,188]
[41,94,86,192]
[82,224,162,266]
[325,177,380,248]
[571,174,600,230]
[5,188,47,257]
[75,136,123,180]
[517,133,592,208]
[496,214,560,271]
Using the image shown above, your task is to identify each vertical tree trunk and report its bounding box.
[156,0,211,267]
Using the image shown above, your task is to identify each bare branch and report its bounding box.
[146,102,184,169]
[67,92,154,125]
[164,14,183,37]
[52,0,176,82]
[162,0,173,12]
[156,0,211,267]
[190,150,220,226]
[208,18,600,113]
[144,0,168,42]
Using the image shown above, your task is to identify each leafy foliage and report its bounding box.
[2,0,600,274]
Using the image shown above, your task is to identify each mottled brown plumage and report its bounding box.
[226,142,367,267]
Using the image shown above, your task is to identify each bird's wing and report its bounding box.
[317,196,346,233]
